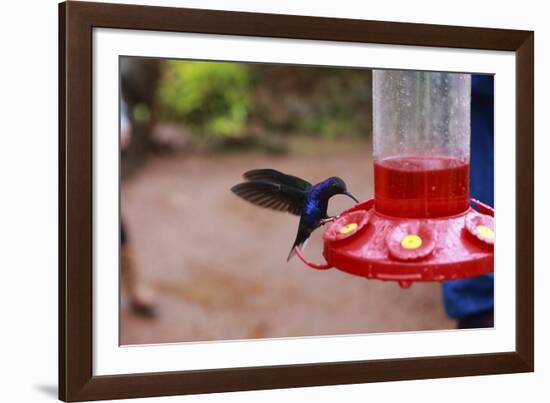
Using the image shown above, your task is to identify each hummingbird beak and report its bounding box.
[344,192,359,204]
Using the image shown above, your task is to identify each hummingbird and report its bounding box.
[231,169,359,261]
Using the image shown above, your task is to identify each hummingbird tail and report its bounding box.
[287,238,309,261]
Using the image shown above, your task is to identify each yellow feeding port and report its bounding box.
[339,223,358,234]
[477,225,495,240]
[401,234,423,250]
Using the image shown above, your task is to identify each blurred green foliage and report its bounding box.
[297,72,371,138]
[155,60,372,148]
[158,61,251,139]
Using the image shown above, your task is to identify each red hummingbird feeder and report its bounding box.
[296,70,494,288]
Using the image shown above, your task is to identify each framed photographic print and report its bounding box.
[59,1,534,401]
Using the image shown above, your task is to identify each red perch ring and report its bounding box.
[324,210,370,242]
[386,222,437,261]
[464,211,495,246]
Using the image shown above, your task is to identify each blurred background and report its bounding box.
[119,56,454,345]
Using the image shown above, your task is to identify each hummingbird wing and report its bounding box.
[231,181,305,216]
[243,169,311,191]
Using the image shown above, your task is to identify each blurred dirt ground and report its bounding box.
[120,138,455,345]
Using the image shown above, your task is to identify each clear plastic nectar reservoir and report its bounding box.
[373,71,471,218]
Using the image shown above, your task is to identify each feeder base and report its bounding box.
[297,199,494,287]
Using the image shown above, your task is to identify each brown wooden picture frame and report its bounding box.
[59,1,534,401]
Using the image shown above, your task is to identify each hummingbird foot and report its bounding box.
[320,217,337,226]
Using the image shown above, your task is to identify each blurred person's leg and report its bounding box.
[442,75,494,329]
[443,274,494,328]
[121,222,156,317]
[120,92,157,317]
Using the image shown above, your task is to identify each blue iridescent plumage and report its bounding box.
[303,180,331,224]
[231,169,358,261]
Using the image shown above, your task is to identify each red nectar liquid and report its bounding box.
[374,156,470,218]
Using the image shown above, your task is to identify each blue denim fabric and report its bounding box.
[442,75,494,319]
